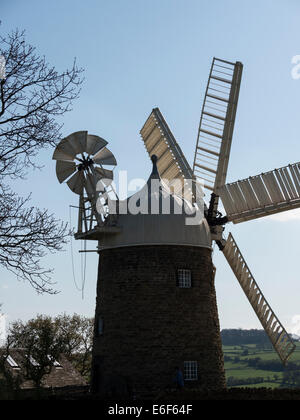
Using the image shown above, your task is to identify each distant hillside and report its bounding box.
[221,329,274,346]
[221,329,300,346]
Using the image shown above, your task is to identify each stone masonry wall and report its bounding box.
[91,245,226,397]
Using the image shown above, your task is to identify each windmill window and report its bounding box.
[177,269,192,288]
[97,317,104,336]
[184,361,198,381]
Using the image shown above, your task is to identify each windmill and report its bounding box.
[53,130,118,236]
[53,58,300,397]
[140,57,300,365]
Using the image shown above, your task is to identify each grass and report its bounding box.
[226,367,282,380]
[229,382,279,389]
[223,343,300,388]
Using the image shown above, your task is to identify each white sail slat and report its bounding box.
[140,108,194,203]
[218,162,300,223]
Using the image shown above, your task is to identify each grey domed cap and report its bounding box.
[98,157,212,250]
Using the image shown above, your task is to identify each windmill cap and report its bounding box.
[96,163,212,250]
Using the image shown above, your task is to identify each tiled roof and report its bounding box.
[0,348,87,389]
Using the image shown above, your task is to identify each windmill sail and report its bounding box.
[193,58,243,193]
[218,162,300,224]
[222,233,295,364]
[140,108,195,202]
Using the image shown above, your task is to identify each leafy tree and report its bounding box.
[221,329,272,347]
[0,336,24,399]
[0,28,84,293]
[8,315,65,390]
[54,313,93,379]
[7,313,93,384]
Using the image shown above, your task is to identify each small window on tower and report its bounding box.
[97,317,104,336]
[177,269,192,288]
[184,361,198,381]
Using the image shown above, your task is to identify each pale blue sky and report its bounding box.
[1,0,300,334]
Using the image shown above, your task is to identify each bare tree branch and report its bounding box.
[0,28,84,293]
[0,29,84,179]
[0,185,70,294]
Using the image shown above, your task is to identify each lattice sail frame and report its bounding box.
[218,162,300,224]
[223,233,296,364]
[193,58,243,194]
[138,57,299,364]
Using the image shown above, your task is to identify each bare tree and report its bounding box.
[0,28,84,293]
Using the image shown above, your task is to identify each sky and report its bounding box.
[1,0,300,336]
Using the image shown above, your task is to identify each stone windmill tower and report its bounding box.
[90,153,224,397]
[53,58,300,397]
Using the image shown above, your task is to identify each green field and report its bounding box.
[223,342,300,388]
